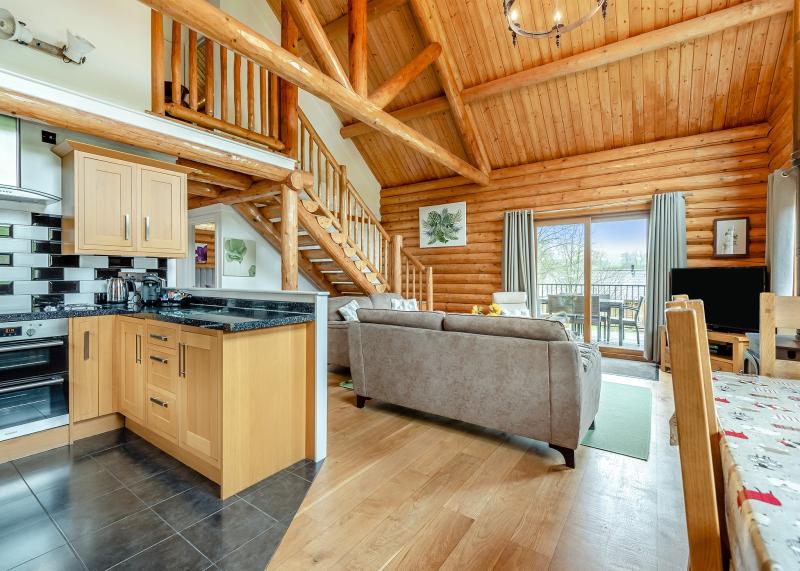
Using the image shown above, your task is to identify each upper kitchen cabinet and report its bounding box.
[53,140,191,257]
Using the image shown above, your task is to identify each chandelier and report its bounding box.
[503,0,608,47]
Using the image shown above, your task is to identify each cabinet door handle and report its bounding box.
[135,334,141,364]
[124,214,131,241]
[149,355,168,364]
[149,396,168,408]
[149,334,168,341]
[178,343,186,377]
[145,216,151,241]
[83,330,90,361]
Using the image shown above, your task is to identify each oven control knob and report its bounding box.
[26,328,35,337]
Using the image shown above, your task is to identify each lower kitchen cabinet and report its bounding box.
[117,317,146,424]
[69,316,115,422]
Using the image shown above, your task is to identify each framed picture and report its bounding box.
[713,217,749,258]
[194,243,208,264]
[223,238,257,277]
[418,201,467,248]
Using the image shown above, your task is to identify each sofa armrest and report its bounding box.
[348,322,367,396]
[547,341,602,449]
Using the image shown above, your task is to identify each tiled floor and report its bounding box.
[0,429,321,570]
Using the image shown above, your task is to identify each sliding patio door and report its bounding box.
[536,214,648,356]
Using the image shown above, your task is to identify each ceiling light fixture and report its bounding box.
[0,9,94,64]
[503,0,608,47]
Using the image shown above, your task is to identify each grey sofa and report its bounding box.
[328,293,403,368]
[348,309,602,468]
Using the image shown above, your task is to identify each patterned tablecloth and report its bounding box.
[713,372,800,570]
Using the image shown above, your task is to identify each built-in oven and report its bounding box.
[0,319,69,442]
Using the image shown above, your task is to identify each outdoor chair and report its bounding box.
[621,296,645,345]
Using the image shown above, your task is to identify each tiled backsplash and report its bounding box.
[0,210,167,311]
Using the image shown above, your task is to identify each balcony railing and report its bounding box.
[538,283,646,303]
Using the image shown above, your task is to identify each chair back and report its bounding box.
[492,291,528,312]
[572,295,601,317]
[665,299,725,570]
[547,294,574,314]
[760,292,800,379]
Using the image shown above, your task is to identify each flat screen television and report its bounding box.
[669,266,768,333]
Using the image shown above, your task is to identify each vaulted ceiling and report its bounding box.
[292,0,791,188]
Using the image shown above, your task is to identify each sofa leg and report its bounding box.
[356,395,370,408]
[549,443,576,469]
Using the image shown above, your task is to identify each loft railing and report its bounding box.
[298,110,433,308]
[150,13,284,152]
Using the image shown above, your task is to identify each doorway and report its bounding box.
[535,214,649,357]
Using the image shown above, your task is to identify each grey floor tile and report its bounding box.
[110,534,211,571]
[34,468,123,514]
[291,460,324,482]
[216,523,288,571]
[181,501,276,562]
[14,448,103,493]
[52,487,146,540]
[70,510,172,571]
[0,462,29,504]
[8,545,84,571]
[151,480,236,531]
[70,428,140,458]
[91,444,178,486]
[241,471,311,522]
[0,517,66,571]
[127,465,208,507]
[0,493,50,538]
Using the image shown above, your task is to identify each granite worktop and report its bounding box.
[0,296,316,332]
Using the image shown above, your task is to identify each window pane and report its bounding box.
[536,223,585,337]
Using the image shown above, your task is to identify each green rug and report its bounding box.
[339,380,353,390]
[581,380,652,460]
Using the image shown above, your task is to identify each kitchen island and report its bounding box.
[0,290,329,499]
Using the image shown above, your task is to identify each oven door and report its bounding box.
[0,336,69,442]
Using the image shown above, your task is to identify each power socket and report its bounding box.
[41,130,56,145]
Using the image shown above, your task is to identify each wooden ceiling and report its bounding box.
[296,0,791,188]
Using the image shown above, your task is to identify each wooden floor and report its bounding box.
[269,370,688,570]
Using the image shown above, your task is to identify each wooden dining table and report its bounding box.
[712,371,800,570]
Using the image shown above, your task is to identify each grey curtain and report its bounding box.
[502,210,537,315]
[644,193,687,362]
[767,170,797,296]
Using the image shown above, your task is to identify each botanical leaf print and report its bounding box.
[423,208,463,245]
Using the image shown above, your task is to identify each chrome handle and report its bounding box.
[135,334,141,364]
[178,343,186,377]
[0,340,64,353]
[145,216,151,241]
[124,214,130,241]
[83,330,90,361]
[149,355,168,364]
[149,334,168,342]
[0,377,65,394]
[149,396,168,408]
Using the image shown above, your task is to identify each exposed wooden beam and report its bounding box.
[408,0,490,174]
[143,0,490,185]
[344,0,792,140]
[349,0,368,97]
[283,0,351,88]
[178,159,254,190]
[187,181,223,197]
[369,43,441,109]
[297,0,408,58]
[165,103,285,150]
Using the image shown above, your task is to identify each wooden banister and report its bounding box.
[151,11,164,115]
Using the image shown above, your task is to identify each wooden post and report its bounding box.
[150,10,165,114]
[280,5,299,159]
[339,165,349,239]
[259,67,267,135]
[348,0,368,97]
[188,30,198,110]
[426,266,433,310]
[170,21,182,106]
[220,48,228,122]
[391,235,403,294]
[268,72,279,138]
[281,184,299,290]
[233,53,242,126]
[204,38,214,116]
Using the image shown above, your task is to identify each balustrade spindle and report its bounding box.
[188,30,198,110]
[204,38,214,116]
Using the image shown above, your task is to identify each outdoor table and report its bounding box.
[713,371,800,570]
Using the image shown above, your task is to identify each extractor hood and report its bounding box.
[0,114,60,205]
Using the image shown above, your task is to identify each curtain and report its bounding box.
[502,210,537,315]
[767,169,797,296]
[644,192,687,362]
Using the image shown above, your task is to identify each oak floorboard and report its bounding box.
[269,371,688,569]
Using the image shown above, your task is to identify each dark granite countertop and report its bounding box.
[0,297,316,332]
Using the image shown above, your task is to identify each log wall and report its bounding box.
[767,42,792,170]
[380,124,772,313]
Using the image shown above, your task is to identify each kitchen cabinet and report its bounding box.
[117,317,146,424]
[178,329,221,464]
[69,316,114,422]
[54,140,190,257]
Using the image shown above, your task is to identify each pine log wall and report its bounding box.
[380,124,773,313]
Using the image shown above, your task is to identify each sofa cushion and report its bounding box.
[357,308,445,330]
[390,298,419,311]
[329,296,371,321]
[369,293,402,310]
[443,313,569,342]
[338,300,360,321]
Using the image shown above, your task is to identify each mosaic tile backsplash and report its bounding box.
[0,210,168,312]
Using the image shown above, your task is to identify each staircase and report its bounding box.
[236,110,433,306]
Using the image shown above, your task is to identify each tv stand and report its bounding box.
[659,326,749,373]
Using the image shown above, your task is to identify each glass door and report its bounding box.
[536,220,590,341]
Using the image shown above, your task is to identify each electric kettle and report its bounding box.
[106,277,127,304]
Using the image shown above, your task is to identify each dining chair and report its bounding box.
[759,292,800,379]
[621,296,644,345]
[665,299,726,571]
